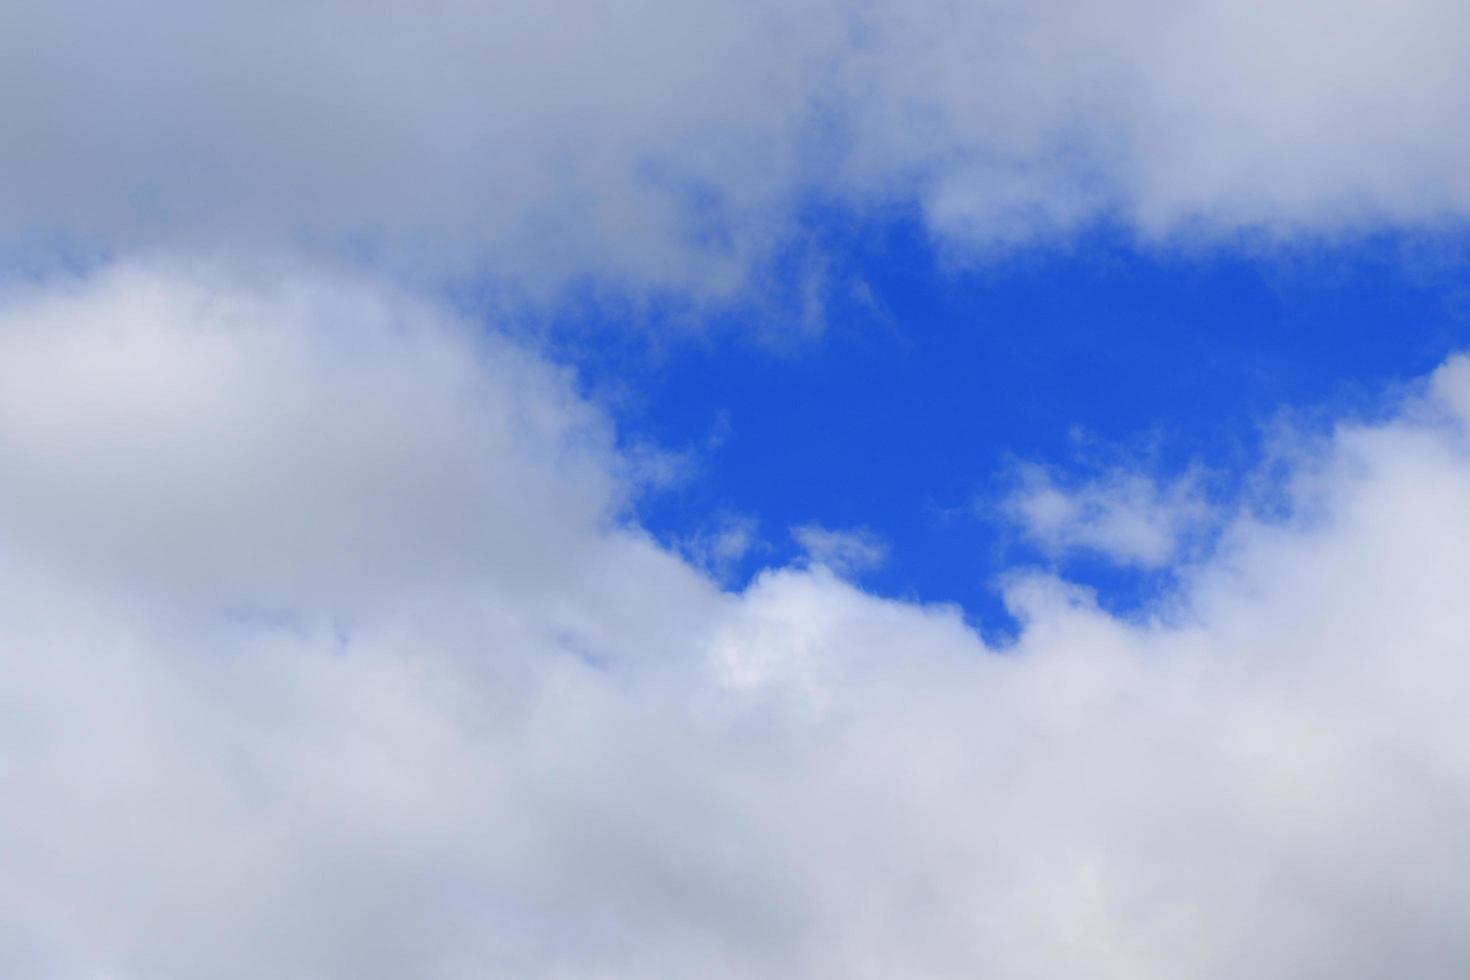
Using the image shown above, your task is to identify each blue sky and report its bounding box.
[8,2,1470,977]
[578,220,1470,628]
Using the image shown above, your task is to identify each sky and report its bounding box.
[4,2,1470,978]
[575,220,1470,627]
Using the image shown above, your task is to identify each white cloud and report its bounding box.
[2,1,1469,301]
[791,523,888,575]
[5,265,1470,977]
[0,258,632,613]
[679,512,763,581]
[1002,462,1213,567]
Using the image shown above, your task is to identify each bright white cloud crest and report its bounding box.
[3,0,1470,297]
[3,265,1470,978]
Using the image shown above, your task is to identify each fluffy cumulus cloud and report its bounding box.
[3,0,1470,299]
[4,263,1470,978]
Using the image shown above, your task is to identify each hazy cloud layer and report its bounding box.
[4,264,1470,978]
[4,0,1470,299]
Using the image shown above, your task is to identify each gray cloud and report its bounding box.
[3,1,1469,301]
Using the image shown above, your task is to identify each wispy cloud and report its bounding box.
[1001,462,1214,567]
[792,522,888,574]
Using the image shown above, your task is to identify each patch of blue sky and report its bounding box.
[564,215,1470,637]
[0,229,112,287]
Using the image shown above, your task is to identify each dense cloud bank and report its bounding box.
[4,0,1470,297]
[4,264,1470,978]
